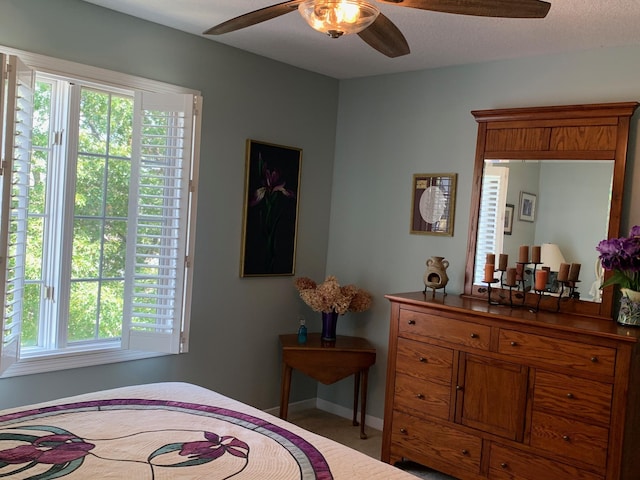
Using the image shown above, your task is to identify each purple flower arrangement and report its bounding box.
[596,225,640,292]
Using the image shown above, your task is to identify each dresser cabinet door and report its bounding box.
[456,354,528,441]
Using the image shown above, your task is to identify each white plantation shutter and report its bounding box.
[474,165,508,284]
[122,92,200,354]
[0,55,34,374]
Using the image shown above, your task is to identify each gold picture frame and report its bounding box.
[240,139,302,277]
[410,173,457,236]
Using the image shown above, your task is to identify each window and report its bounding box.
[474,165,508,283]
[0,50,201,377]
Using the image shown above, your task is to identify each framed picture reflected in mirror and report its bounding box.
[504,203,514,235]
[519,191,537,222]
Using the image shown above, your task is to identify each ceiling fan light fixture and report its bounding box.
[298,0,380,38]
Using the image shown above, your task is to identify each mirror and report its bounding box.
[472,159,614,303]
[464,102,639,319]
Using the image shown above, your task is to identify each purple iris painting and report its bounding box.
[241,140,301,276]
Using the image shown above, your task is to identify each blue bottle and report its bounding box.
[297,316,307,344]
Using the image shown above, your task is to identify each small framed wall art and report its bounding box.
[518,191,537,222]
[410,173,457,236]
[240,139,302,277]
[504,203,514,235]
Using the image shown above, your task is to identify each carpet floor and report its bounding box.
[287,408,457,480]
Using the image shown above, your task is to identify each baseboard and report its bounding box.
[266,397,383,431]
[264,397,316,417]
[315,397,384,431]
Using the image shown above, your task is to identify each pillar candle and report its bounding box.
[498,254,508,271]
[518,245,529,263]
[506,267,517,286]
[568,263,581,282]
[558,263,570,282]
[516,263,524,281]
[484,264,495,283]
[535,269,548,291]
[531,245,541,264]
[486,253,496,265]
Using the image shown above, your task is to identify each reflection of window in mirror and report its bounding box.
[475,165,508,283]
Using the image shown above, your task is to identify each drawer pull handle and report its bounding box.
[470,333,477,339]
[500,463,508,469]
[456,385,463,391]
[408,320,416,325]
[562,435,570,441]
[400,428,408,435]
[510,341,518,347]
[461,449,468,455]
[416,393,425,399]
[591,356,598,363]
[418,357,427,363]
[566,393,574,399]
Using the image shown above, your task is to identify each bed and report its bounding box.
[0,382,418,479]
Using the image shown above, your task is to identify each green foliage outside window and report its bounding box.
[21,82,134,347]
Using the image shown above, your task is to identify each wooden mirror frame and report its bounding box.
[463,102,639,319]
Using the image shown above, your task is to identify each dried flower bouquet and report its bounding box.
[294,276,372,314]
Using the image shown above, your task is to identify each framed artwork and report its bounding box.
[240,139,302,277]
[410,173,457,236]
[518,191,537,222]
[504,203,514,235]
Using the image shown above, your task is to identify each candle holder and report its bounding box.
[504,284,524,308]
[479,279,501,306]
[530,288,549,313]
[512,261,540,305]
[556,280,581,311]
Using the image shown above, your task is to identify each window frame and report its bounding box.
[0,46,201,378]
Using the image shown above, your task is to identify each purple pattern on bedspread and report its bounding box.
[0,398,333,479]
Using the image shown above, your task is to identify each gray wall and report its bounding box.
[2,0,640,425]
[0,0,339,409]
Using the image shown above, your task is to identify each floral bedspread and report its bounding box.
[0,382,414,479]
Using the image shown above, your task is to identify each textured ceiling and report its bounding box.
[82,1,640,79]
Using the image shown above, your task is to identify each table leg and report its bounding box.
[280,363,292,419]
[360,368,369,439]
[352,371,361,426]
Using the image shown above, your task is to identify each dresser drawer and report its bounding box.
[530,410,609,468]
[498,329,616,376]
[396,337,453,384]
[398,308,490,350]
[394,373,451,420]
[390,410,481,475]
[489,443,604,480]
[533,371,612,426]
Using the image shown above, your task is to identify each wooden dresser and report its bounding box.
[381,292,640,480]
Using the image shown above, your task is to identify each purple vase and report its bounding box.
[321,311,339,341]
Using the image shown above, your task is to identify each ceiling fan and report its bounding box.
[204,0,551,59]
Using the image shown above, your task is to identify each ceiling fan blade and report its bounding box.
[358,13,410,58]
[204,1,303,35]
[377,0,551,18]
